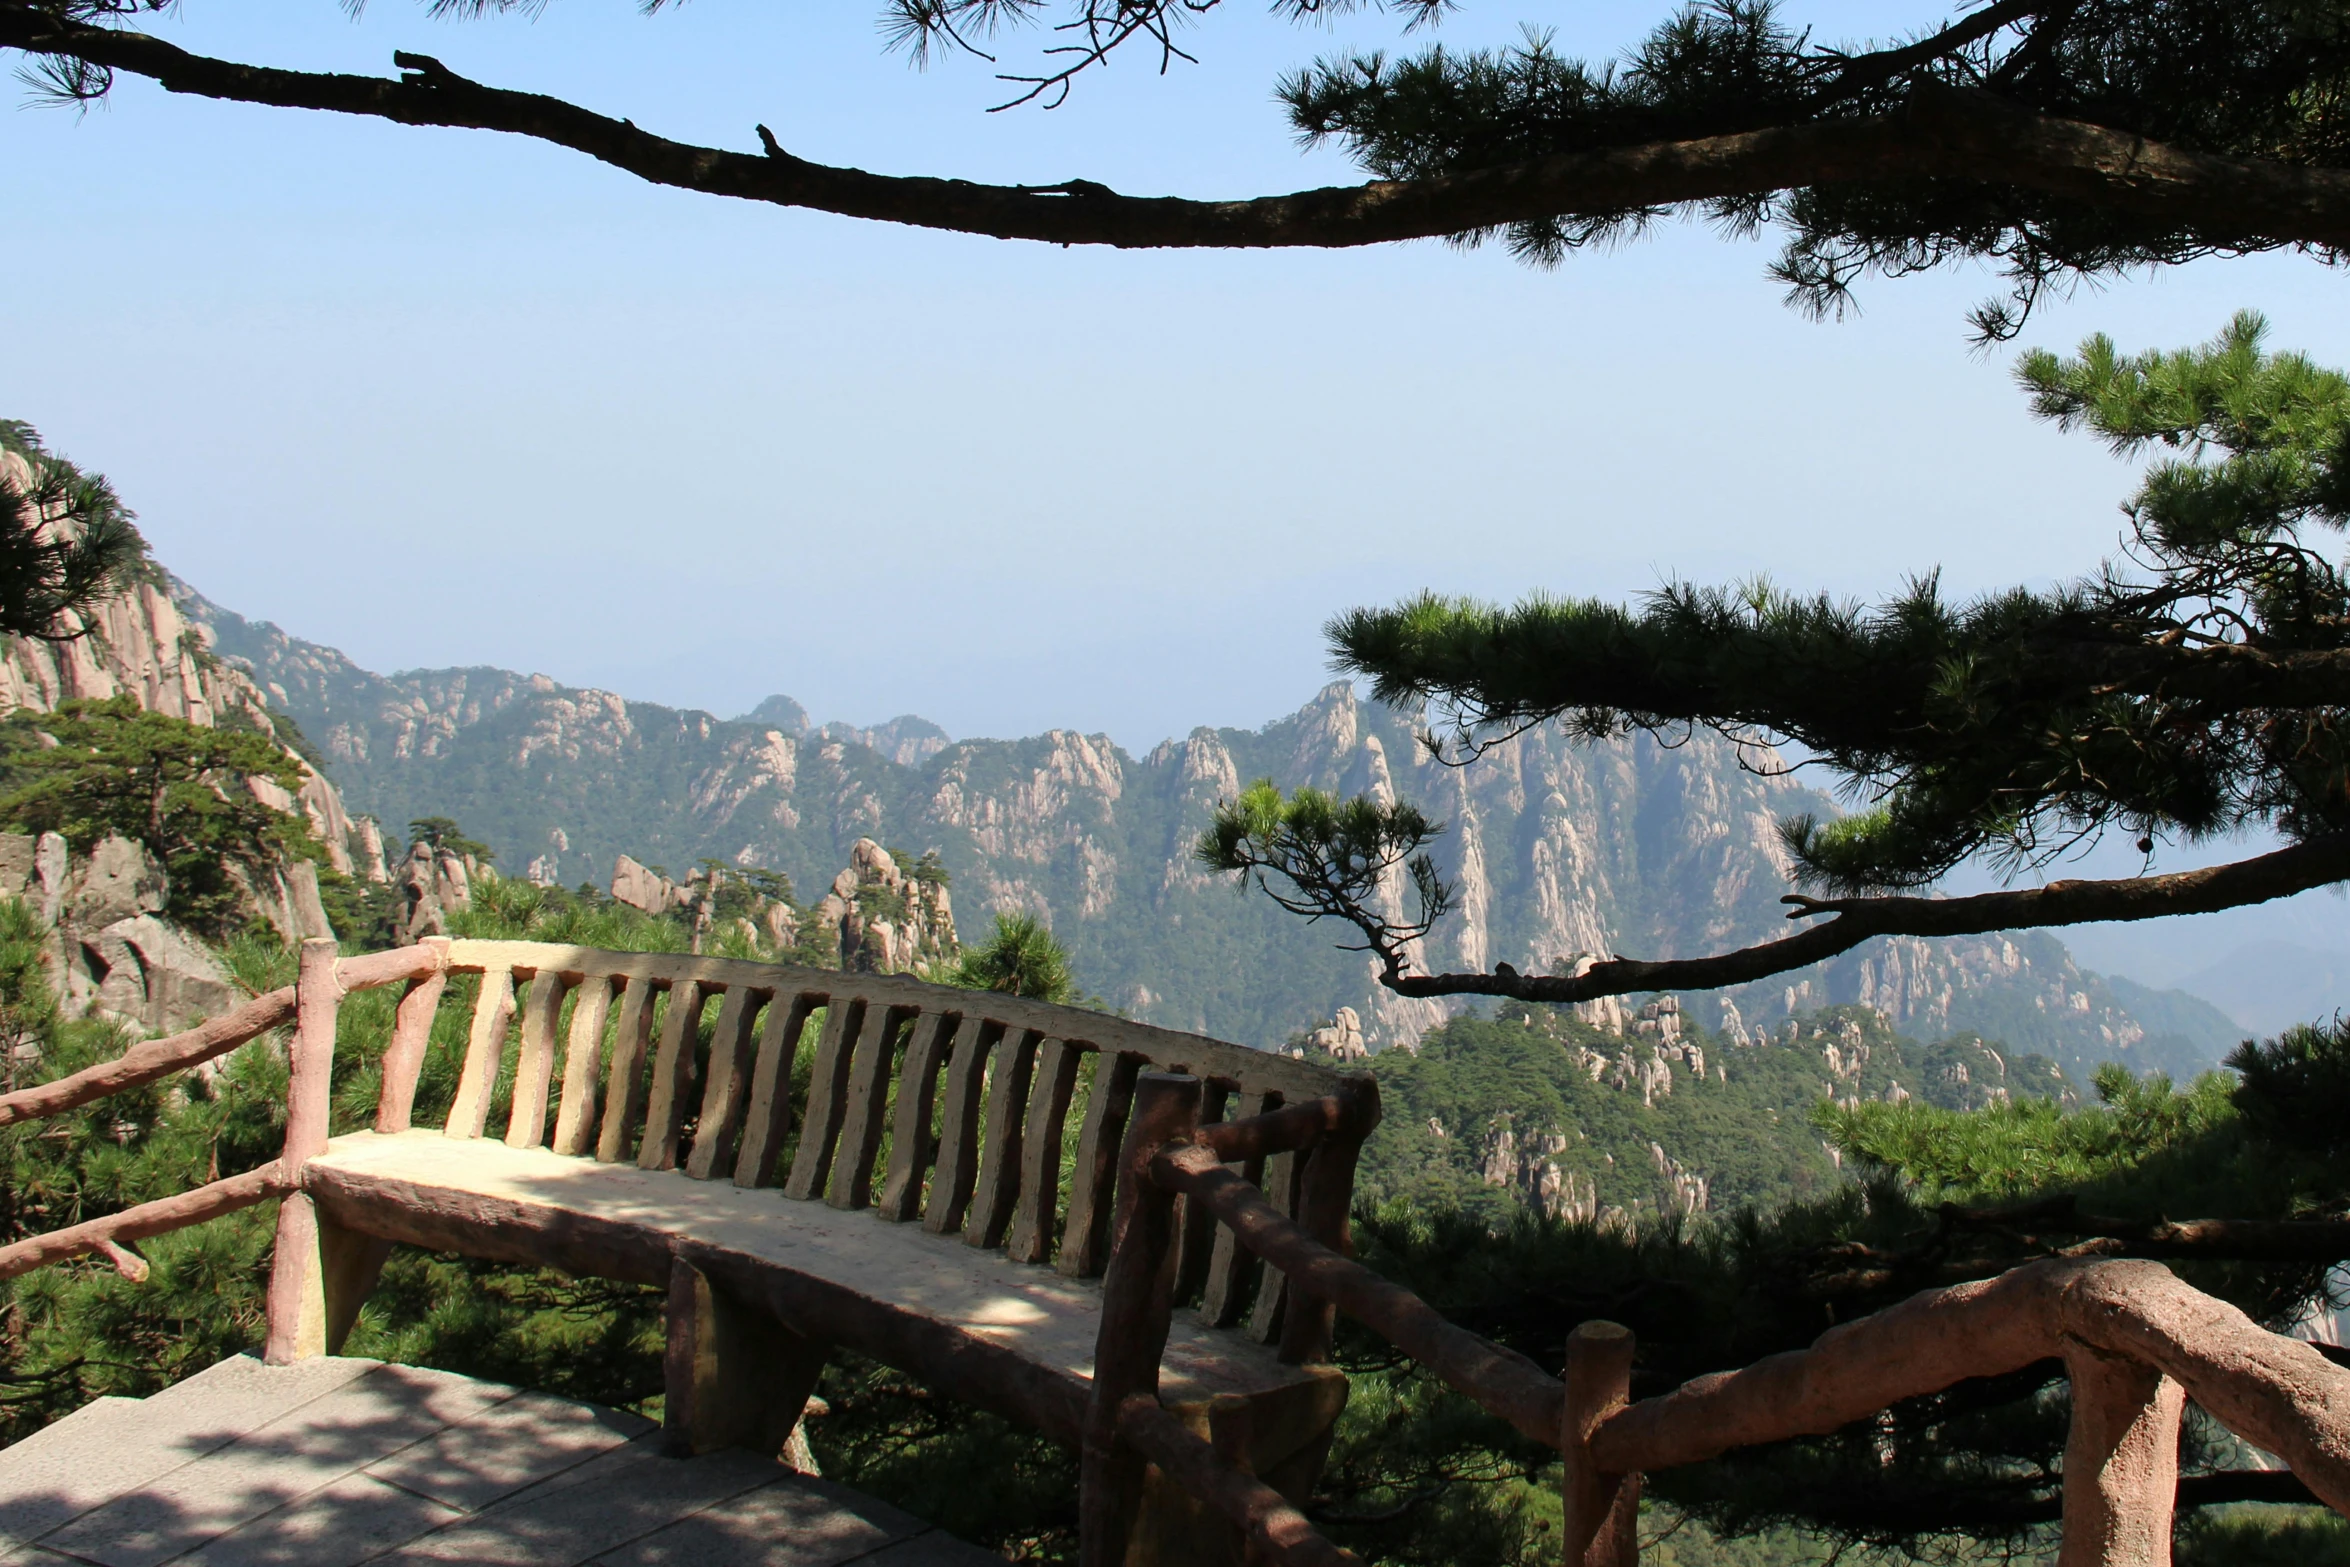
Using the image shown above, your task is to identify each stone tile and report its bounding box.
[1,1359,380,1552]
[41,1365,510,1567]
[134,1357,382,1427]
[383,1446,782,1567]
[855,1533,1009,1567]
[178,1474,463,1567]
[0,1400,149,1544]
[584,1472,924,1567]
[365,1392,653,1514]
[0,1398,141,1479]
[0,1544,89,1567]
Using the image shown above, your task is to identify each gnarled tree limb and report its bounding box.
[5,7,2350,251]
[1385,831,2350,1003]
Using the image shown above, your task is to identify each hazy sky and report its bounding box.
[8,1,2350,993]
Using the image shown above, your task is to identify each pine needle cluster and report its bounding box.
[1318,315,2350,905]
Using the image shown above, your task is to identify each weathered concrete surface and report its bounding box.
[0,1355,999,1567]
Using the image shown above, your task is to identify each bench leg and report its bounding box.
[266,1199,394,1363]
[1129,1372,1349,1567]
[665,1256,827,1460]
[323,1224,396,1357]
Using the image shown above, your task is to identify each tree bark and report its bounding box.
[5,8,2350,253]
[1384,831,2350,1005]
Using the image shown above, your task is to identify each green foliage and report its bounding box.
[2226,1012,2350,1156]
[313,863,403,951]
[1240,314,2350,978]
[947,911,1074,1003]
[0,697,312,937]
[700,860,794,929]
[807,1356,1076,1560]
[1276,3,2350,338]
[445,875,687,952]
[1336,998,2350,1559]
[1361,1003,2086,1226]
[854,880,910,927]
[2018,310,2350,552]
[0,898,58,1066]
[2177,1507,2350,1566]
[0,898,289,1441]
[1822,1066,2238,1202]
[407,816,494,863]
[0,421,140,641]
[1195,778,1452,968]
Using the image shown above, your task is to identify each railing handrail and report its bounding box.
[1082,1069,2350,1567]
[0,940,448,1132]
[434,938,1353,1102]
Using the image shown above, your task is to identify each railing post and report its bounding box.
[1280,1080,1380,1365]
[1563,1321,1640,1567]
[264,938,344,1364]
[1080,1071,1203,1567]
[2059,1340,2183,1567]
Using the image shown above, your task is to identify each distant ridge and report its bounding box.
[2177,942,2350,1038]
[175,577,2241,1074]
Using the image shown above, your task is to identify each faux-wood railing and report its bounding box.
[11,944,2347,1567]
[0,941,442,1284]
[1083,1069,2350,1567]
[0,937,1360,1359]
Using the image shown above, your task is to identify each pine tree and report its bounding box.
[1203,314,2350,1013]
[0,697,316,937]
[947,912,1076,1004]
[2,2,2348,321]
[0,423,139,642]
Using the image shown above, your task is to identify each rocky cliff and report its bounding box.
[0,452,386,889]
[176,584,2240,1076]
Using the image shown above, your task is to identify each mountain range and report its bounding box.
[172,580,2248,1081]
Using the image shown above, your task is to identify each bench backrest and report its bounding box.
[387,940,1367,1305]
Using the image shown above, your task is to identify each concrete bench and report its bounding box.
[267,939,1377,1542]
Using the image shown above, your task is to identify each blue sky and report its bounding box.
[7,1,2350,996]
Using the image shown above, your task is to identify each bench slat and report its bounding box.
[879,1010,958,1221]
[734,992,818,1189]
[1006,1039,1084,1265]
[922,1017,994,1235]
[1198,1091,1271,1327]
[440,938,1347,1103]
[685,984,765,1180]
[965,1027,1040,1249]
[1172,1080,1233,1303]
[641,982,714,1171]
[1056,1050,1140,1279]
[447,965,518,1140]
[596,976,662,1164]
[376,968,449,1136]
[785,1000,861,1200]
[550,974,617,1158]
[504,970,570,1150]
[826,1004,910,1210]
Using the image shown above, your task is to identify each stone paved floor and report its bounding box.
[0,1355,998,1567]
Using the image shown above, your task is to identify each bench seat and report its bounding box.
[306,1130,1346,1461]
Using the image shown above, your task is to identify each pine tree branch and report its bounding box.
[1806,0,2045,107]
[1943,1198,2350,1262]
[2075,641,2350,708]
[1383,831,2350,1003]
[7,7,2350,251]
